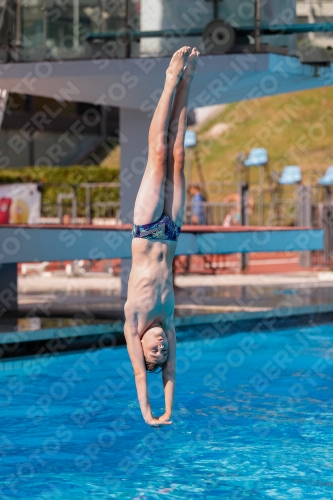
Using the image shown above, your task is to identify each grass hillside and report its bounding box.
[102,86,333,202]
[194,86,333,197]
[7,86,332,221]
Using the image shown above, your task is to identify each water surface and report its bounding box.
[1,324,333,499]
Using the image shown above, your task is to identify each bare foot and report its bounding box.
[166,46,191,88]
[181,47,200,85]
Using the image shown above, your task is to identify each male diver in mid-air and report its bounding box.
[124,47,199,427]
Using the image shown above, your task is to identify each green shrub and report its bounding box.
[0,166,120,217]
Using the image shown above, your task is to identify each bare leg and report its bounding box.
[133,47,191,225]
[164,48,199,226]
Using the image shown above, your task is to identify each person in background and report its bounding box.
[189,184,206,225]
[62,213,71,225]
[223,208,240,227]
[223,193,255,227]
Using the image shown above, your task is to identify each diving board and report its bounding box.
[0,224,324,314]
[0,224,323,264]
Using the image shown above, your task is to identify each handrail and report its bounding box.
[86,28,203,41]
[85,23,333,41]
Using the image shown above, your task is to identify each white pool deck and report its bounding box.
[1,271,332,345]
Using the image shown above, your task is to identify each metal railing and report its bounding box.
[27,179,333,270]
[184,202,238,226]
[40,182,120,223]
[37,181,329,228]
[92,202,121,222]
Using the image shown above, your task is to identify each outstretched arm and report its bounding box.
[124,311,172,427]
[124,318,152,424]
[159,318,176,422]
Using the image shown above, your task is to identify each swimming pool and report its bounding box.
[1,323,333,499]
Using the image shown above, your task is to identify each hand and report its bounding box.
[156,413,173,424]
[146,417,172,427]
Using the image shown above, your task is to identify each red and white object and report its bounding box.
[0,197,11,224]
[0,184,41,224]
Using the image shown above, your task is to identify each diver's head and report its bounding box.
[140,323,168,373]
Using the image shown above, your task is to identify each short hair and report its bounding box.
[145,357,168,373]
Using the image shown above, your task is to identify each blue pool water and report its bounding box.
[1,323,333,499]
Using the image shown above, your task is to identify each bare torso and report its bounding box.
[125,238,176,334]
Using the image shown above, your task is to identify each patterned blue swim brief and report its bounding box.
[132,213,181,242]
